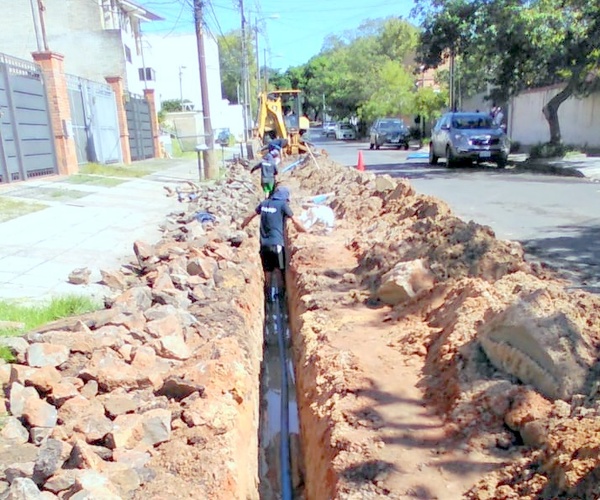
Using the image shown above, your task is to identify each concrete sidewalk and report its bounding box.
[510,153,600,181]
[0,158,202,303]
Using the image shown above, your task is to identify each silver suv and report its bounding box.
[429,112,510,168]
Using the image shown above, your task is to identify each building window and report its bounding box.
[138,67,156,82]
[124,45,132,63]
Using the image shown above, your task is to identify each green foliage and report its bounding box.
[413,85,448,122]
[217,30,259,113]
[161,99,184,112]
[417,0,600,142]
[78,163,163,178]
[0,346,15,363]
[0,197,46,223]
[528,142,569,159]
[0,295,101,338]
[510,141,521,154]
[275,17,423,122]
[170,138,196,159]
[358,61,415,122]
[65,174,125,187]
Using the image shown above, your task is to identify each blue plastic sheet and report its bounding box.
[194,212,216,224]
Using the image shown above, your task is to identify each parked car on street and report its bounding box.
[369,118,410,150]
[322,122,337,137]
[429,112,510,168]
[335,122,356,140]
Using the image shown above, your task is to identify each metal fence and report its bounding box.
[125,93,154,161]
[66,75,122,165]
[0,53,57,183]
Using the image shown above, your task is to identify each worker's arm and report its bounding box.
[290,216,307,233]
[241,212,258,229]
[250,163,260,174]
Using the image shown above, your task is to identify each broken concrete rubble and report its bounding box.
[0,164,264,499]
[4,154,600,499]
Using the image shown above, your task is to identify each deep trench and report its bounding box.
[258,286,304,499]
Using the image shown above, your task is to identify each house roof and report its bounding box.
[120,0,163,22]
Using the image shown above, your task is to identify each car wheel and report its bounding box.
[375,144,381,150]
[428,144,438,165]
[369,143,374,150]
[446,145,456,167]
[497,155,508,168]
[403,143,410,150]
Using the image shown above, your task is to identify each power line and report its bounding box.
[160,0,190,38]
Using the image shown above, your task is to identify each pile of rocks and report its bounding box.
[0,165,265,499]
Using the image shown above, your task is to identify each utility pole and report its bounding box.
[240,0,251,146]
[263,47,268,92]
[29,0,43,51]
[449,50,456,111]
[253,19,260,97]
[37,0,49,51]
[178,65,186,110]
[193,0,217,179]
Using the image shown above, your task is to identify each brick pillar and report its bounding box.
[105,76,132,165]
[143,88,160,159]
[32,51,78,175]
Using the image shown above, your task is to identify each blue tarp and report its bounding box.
[194,212,216,224]
[407,152,429,160]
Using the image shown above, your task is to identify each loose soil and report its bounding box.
[285,155,600,499]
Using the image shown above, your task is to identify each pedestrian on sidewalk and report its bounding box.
[251,149,280,198]
[241,185,307,299]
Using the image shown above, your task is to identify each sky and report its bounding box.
[138,0,417,70]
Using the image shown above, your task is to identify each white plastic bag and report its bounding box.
[299,205,336,232]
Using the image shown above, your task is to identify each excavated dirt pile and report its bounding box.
[284,156,600,499]
[0,165,265,499]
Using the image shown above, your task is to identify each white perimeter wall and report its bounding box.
[509,86,600,148]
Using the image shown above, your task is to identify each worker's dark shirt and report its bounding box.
[251,154,278,184]
[255,198,293,246]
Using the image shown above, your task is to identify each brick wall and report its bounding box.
[144,89,160,159]
[32,51,78,175]
[106,76,132,165]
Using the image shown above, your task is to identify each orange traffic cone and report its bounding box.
[356,150,365,171]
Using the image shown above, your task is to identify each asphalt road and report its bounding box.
[308,129,600,293]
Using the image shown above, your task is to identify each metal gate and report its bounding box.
[66,75,122,165]
[125,93,154,161]
[0,53,57,183]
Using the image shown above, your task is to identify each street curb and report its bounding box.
[511,161,586,178]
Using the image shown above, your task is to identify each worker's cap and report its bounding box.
[272,185,290,201]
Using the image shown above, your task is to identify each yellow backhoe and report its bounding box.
[255,90,311,155]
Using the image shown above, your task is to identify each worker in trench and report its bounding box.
[250,148,280,198]
[241,185,307,300]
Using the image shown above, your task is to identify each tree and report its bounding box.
[283,17,421,122]
[417,0,600,144]
[413,85,448,126]
[217,29,258,109]
[358,61,415,122]
[161,99,189,112]
[217,31,243,104]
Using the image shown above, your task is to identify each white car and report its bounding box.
[335,123,356,140]
[322,122,337,137]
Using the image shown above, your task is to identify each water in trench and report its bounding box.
[258,289,304,499]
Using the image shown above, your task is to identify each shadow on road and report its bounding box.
[521,223,600,293]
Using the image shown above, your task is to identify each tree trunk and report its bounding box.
[542,76,578,144]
